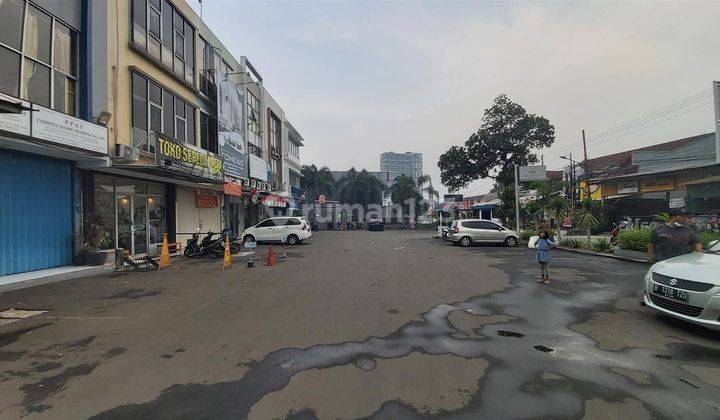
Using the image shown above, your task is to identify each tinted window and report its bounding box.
[461,221,481,229]
[256,219,276,228]
[478,221,500,230]
[285,218,301,226]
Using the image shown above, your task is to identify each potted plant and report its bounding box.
[82,212,111,266]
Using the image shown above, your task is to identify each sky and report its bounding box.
[189,0,720,197]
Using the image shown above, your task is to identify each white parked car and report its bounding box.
[643,239,720,331]
[241,217,312,245]
[447,219,519,247]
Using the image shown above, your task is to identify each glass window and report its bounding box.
[162,89,173,136]
[94,191,116,250]
[115,178,147,194]
[148,6,160,39]
[148,34,161,60]
[184,22,193,83]
[175,118,185,142]
[174,11,184,59]
[175,97,185,119]
[22,58,50,106]
[149,81,161,104]
[285,218,301,226]
[0,46,20,97]
[24,5,51,63]
[53,23,76,76]
[161,0,173,67]
[150,104,161,134]
[147,183,165,195]
[148,195,166,246]
[94,175,114,192]
[132,0,146,47]
[0,0,25,50]
[53,72,75,115]
[257,219,276,228]
[186,105,195,145]
[131,73,149,150]
[200,112,209,149]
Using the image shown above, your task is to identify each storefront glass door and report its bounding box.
[133,195,148,254]
[116,195,148,254]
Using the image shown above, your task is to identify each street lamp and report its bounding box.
[560,154,578,207]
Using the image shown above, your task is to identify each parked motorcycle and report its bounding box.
[184,231,226,258]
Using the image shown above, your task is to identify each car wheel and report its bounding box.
[460,236,471,247]
[441,232,448,239]
[287,234,299,245]
[504,236,518,247]
[243,235,255,243]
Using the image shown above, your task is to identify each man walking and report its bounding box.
[648,208,702,263]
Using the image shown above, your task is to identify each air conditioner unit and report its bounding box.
[114,144,139,162]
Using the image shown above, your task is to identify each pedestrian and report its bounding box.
[535,229,555,285]
[647,208,702,263]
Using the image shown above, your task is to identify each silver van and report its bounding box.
[448,219,518,247]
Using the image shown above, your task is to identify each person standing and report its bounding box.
[648,209,702,263]
[535,230,555,285]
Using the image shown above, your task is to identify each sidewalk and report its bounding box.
[0,265,113,293]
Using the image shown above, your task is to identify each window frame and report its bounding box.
[0,0,78,115]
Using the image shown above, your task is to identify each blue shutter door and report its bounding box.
[0,150,74,276]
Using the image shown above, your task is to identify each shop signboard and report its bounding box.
[641,178,674,193]
[224,182,243,197]
[217,76,247,179]
[0,95,31,136]
[291,185,304,197]
[616,181,639,195]
[669,197,686,209]
[248,153,268,181]
[196,189,219,208]
[518,165,546,182]
[156,133,224,182]
[32,105,107,153]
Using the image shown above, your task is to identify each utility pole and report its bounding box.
[713,81,720,164]
[569,152,575,209]
[514,165,520,231]
[582,130,590,198]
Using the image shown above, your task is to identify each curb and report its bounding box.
[555,246,648,263]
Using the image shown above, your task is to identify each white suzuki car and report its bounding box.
[643,239,720,331]
[241,217,312,245]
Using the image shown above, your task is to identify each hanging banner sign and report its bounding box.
[518,165,546,182]
[224,182,243,196]
[218,76,247,179]
[156,133,223,182]
[196,189,219,208]
[248,153,268,181]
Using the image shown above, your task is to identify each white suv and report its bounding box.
[241,217,312,245]
[447,219,518,247]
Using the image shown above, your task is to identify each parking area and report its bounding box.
[1,230,719,419]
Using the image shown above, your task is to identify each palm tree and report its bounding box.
[547,195,567,242]
[575,197,600,248]
[336,169,384,215]
[301,164,334,201]
[416,174,439,202]
[391,175,422,220]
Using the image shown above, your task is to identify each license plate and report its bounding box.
[653,284,689,302]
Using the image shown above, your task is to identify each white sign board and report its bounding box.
[248,153,268,181]
[0,97,31,136]
[617,181,639,195]
[32,105,107,153]
[518,165,546,182]
[669,197,686,209]
[243,241,257,249]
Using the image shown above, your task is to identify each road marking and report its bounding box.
[0,309,47,318]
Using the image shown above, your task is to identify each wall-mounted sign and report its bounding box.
[291,185,304,197]
[32,105,107,153]
[224,182,243,197]
[0,96,31,136]
[443,194,463,203]
[156,133,223,181]
[518,165,546,182]
[218,76,247,179]
[641,178,674,193]
[196,189,218,208]
[248,153,268,181]
[616,181,639,195]
[669,197,686,209]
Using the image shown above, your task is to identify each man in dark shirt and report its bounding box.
[648,209,702,262]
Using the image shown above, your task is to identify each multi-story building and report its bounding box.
[379,151,423,183]
[283,121,305,214]
[0,0,305,277]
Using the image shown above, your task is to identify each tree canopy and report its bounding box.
[438,94,555,191]
[301,164,333,201]
[335,168,385,208]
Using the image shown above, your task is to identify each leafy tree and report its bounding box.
[437,94,555,226]
[301,164,334,201]
[417,174,440,202]
[547,195,568,242]
[391,175,423,220]
[575,197,600,248]
[335,168,385,210]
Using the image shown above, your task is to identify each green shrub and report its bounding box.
[559,238,581,248]
[520,230,534,241]
[591,238,613,253]
[700,232,720,249]
[618,228,651,252]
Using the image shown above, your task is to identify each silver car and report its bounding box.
[447,219,518,247]
[643,239,720,331]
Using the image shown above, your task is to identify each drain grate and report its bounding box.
[534,345,554,353]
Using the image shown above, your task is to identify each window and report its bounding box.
[132,0,195,86]
[131,71,196,151]
[270,114,281,149]
[285,218,301,226]
[0,1,78,113]
[478,221,501,230]
[247,91,261,136]
[271,158,280,183]
[249,143,262,158]
[257,219,276,228]
[200,112,218,153]
[198,37,217,98]
[288,139,300,159]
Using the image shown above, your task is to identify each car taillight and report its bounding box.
[451,227,459,233]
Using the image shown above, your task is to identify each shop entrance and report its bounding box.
[117,195,148,254]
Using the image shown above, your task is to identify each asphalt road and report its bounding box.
[1,230,719,419]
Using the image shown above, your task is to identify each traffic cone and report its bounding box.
[222,235,232,269]
[266,245,276,266]
[159,233,170,269]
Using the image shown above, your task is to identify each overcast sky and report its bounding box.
[190,0,719,197]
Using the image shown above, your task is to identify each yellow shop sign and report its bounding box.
[156,134,224,181]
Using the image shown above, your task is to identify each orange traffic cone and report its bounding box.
[159,233,170,269]
[222,235,232,269]
[266,245,276,266]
